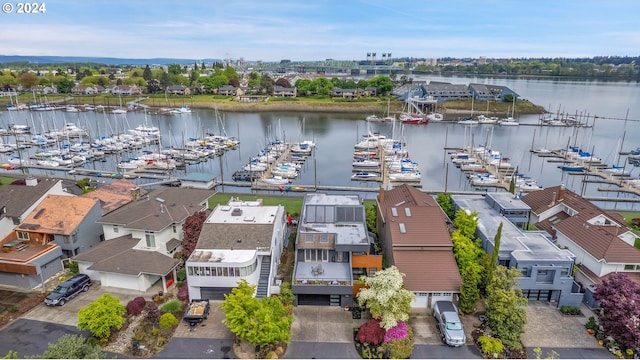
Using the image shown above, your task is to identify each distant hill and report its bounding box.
[0,55,221,66]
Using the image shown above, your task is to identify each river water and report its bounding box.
[1,76,639,209]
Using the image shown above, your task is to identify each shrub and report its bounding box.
[381,325,414,359]
[177,268,187,281]
[357,319,385,346]
[176,280,183,288]
[159,313,179,329]
[278,282,294,306]
[266,351,278,359]
[161,299,183,314]
[145,303,161,326]
[585,316,598,331]
[478,335,504,356]
[560,305,582,315]
[126,296,147,316]
[384,321,408,343]
[177,281,189,301]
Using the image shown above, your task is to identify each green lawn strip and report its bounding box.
[208,193,304,216]
[0,176,17,185]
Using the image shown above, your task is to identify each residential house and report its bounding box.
[71,85,86,95]
[185,197,287,300]
[112,85,142,96]
[81,179,148,215]
[469,84,519,102]
[0,178,72,239]
[273,85,297,97]
[361,87,378,97]
[166,85,191,96]
[31,85,57,94]
[452,192,584,307]
[292,193,382,307]
[0,194,102,289]
[377,185,462,308]
[218,85,237,96]
[331,88,358,99]
[74,186,214,292]
[521,185,640,307]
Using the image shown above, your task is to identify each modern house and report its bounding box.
[73,187,214,292]
[185,197,287,300]
[179,172,216,190]
[292,193,382,307]
[0,194,102,289]
[469,84,519,102]
[0,178,72,239]
[273,85,297,97]
[452,192,583,307]
[521,185,640,307]
[166,85,191,96]
[218,85,237,96]
[331,88,358,99]
[377,185,462,308]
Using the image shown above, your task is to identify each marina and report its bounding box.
[1,75,640,210]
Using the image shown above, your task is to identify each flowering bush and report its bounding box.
[177,281,189,301]
[384,321,408,343]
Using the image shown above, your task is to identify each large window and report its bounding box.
[17,231,29,240]
[145,231,156,247]
[187,259,258,278]
[305,249,329,262]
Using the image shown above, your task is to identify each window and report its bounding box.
[205,267,211,276]
[113,225,119,233]
[72,233,78,243]
[172,224,177,233]
[145,231,156,247]
[188,267,193,276]
[625,264,636,270]
[369,268,377,276]
[520,267,531,277]
[561,268,570,276]
[17,231,29,240]
[223,268,229,277]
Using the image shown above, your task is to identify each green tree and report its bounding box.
[247,71,260,88]
[77,293,126,341]
[294,78,313,96]
[453,209,478,239]
[57,78,76,93]
[167,64,182,76]
[435,193,455,219]
[17,72,38,88]
[459,263,483,313]
[485,266,527,349]
[260,73,274,94]
[223,66,239,81]
[221,279,293,346]
[357,266,415,330]
[0,74,17,85]
[365,202,377,236]
[367,75,394,95]
[142,65,152,81]
[484,222,503,289]
[38,334,104,359]
[314,78,332,96]
[1,351,17,359]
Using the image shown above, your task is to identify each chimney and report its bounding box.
[130,187,140,201]
[379,186,385,203]
[25,177,38,187]
[558,184,566,201]
[549,191,557,206]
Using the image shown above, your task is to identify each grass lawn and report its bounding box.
[208,193,304,216]
[0,176,17,185]
[616,211,640,235]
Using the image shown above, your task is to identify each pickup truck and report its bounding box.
[432,300,466,347]
[183,299,210,328]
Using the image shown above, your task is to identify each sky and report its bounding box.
[1,0,639,62]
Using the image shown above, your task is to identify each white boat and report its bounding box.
[112,108,127,114]
[260,175,290,185]
[458,118,479,125]
[517,181,544,192]
[388,171,421,182]
[36,159,60,167]
[427,112,444,122]
[478,115,499,124]
[174,105,192,114]
[499,117,520,126]
[351,172,380,180]
[65,106,80,112]
[353,159,380,168]
[471,175,500,186]
[244,161,268,172]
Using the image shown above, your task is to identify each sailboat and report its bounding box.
[499,96,519,126]
[112,96,127,114]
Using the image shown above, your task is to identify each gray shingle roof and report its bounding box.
[98,187,214,232]
[0,178,60,218]
[197,223,275,250]
[73,234,179,276]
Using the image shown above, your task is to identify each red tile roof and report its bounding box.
[378,184,461,292]
[522,186,640,263]
[392,250,462,292]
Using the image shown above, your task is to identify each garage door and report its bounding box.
[200,287,234,301]
[429,292,454,308]
[297,294,330,306]
[411,292,428,308]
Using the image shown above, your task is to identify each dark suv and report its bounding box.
[44,274,91,306]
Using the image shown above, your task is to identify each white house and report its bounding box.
[74,186,215,292]
[185,197,287,300]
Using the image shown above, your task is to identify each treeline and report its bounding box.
[415,56,640,80]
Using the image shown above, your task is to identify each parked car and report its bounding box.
[433,300,466,347]
[44,274,91,306]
